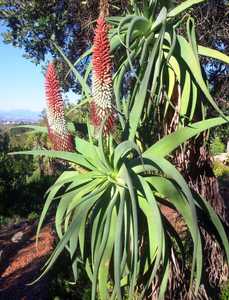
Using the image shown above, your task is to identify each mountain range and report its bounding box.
[0,110,41,123]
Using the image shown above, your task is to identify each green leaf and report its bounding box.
[122,165,139,297]
[126,16,150,47]
[98,200,118,300]
[75,136,99,159]
[143,117,229,158]
[190,81,198,120]
[39,195,97,282]
[67,122,76,133]
[78,186,108,260]
[138,177,164,296]
[138,195,157,263]
[167,0,206,18]
[146,176,202,292]
[92,190,119,300]
[36,171,80,246]
[186,17,199,63]
[113,140,140,169]
[50,171,97,195]
[53,41,90,98]
[128,35,160,140]
[151,7,167,31]
[97,126,112,172]
[195,193,229,263]
[150,157,202,290]
[180,70,191,121]
[168,55,181,82]
[66,179,105,215]
[55,186,77,241]
[114,190,125,300]
[113,56,133,127]
[177,36,225,118]
[147,23,166,115]
[158,256,169,300]
[9,150,94,170]
[198,45,229,65]
[65,48,92,79]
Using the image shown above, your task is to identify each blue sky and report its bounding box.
[0,25,46,112]
[0,23,79,113]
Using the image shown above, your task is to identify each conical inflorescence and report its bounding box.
[45,63,75,151]
[90,16,116,135]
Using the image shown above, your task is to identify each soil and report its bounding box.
[0,220,54,300]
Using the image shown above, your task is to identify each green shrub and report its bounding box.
[221,281,229,300]
[210,136,225,155]
[27,211,39,221]
[0,215,10,227]
[213,161,229,177]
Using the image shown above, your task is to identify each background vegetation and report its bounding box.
[0,124,56,223]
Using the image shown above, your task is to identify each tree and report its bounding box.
[0,0,128,92]
[0,125,59,217]
[194,1,229,145]
[0,128,34,214]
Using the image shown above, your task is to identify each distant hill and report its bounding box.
[0,110,41,123]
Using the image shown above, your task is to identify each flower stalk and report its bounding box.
[45,63,75,151]
[90,16,116,135]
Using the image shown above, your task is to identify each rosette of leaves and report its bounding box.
[13,116,229,300]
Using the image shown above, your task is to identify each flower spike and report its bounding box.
[45,62,75,151]
[90,17,116,135]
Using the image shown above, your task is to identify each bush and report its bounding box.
[213,161,229,177]
[210,136,225,155]
[0,128,58,217]
[221,281,229,300]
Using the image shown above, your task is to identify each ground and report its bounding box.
[0,220,54,300]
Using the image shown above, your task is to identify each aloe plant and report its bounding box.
[12,0,229,299]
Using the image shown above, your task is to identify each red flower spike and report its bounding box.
[90,17,116,135]
[45,63,75,151]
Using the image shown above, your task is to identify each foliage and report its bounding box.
[48,251,91,300]
[0,142,34,214]
[193,1,229,143]
[0,127,55,218]
[0,0,87,92]
[213,160,229,178]
[210,136,226,155]
[27,211,39,222]
[221,280,229,300]
[0,215,10,227]
[194,1,229,102]
[18,117,229,299]
[13,0,229,299]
